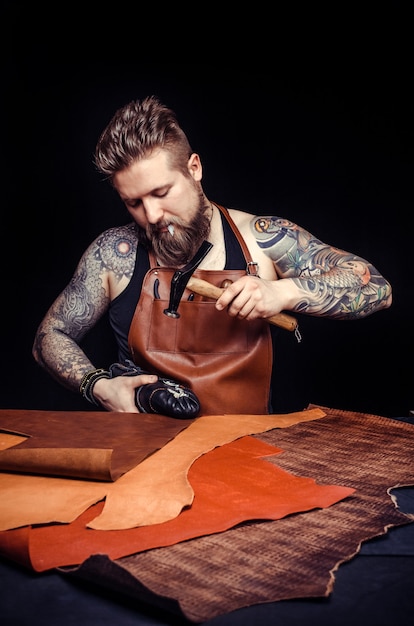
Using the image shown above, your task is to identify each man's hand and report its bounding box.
[93,373,158,413]
[215,275,297,321]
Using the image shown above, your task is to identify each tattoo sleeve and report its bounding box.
[251,216,392,319]
[33,226,137,391]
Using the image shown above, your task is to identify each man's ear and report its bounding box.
[188,153,202,181]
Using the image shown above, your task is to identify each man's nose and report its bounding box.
[143,200,164,224]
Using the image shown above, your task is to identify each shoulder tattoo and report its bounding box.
[94,226,137,281]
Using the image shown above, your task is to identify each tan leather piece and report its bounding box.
[88,408,325,530]
[0,434,353,571]
[0,471,108,530]
[0,409,195,480]
[0,448,115,481]
[0,408,325,531]
[0,433,26,450]
[0,432,109,530]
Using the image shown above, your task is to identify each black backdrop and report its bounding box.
[2,10,412,418]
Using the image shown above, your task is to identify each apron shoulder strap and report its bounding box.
[213,203,259,276]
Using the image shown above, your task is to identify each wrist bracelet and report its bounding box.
[79,368,111,406]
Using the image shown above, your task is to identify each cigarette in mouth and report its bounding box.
[167,224,175,236]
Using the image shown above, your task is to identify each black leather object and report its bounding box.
[109,359,200,419]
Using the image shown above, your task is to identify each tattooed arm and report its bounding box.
[217,213,392,321]
[32,240,112,392]
[32,225,156,411]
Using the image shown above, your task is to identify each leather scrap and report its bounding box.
[0,434,354,570]
[87,408,326,529]
[0,408,195,480]
[0,408,325,531]
[63,405,414,622]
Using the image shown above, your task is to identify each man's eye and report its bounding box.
[126,200,140,209]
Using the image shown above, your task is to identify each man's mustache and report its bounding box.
[147,218,183,238]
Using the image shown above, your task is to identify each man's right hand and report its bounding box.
[93,373,158,412]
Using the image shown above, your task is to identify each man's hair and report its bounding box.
[94,95,193,181]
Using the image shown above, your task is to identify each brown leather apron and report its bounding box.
[128,205,272,415]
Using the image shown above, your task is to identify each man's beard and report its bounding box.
[137,193,212,266]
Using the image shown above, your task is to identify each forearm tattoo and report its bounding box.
[252,216,391,319]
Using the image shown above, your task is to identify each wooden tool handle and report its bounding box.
[186,276,298,332]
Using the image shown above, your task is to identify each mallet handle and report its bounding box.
[186,276,298,332]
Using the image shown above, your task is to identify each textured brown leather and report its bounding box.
[128,205,272,415]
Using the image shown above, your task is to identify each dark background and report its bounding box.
[2,5,412,418]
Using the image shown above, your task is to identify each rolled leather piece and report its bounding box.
[109,360,200,419]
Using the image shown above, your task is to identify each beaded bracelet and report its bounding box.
[79,368,111,406]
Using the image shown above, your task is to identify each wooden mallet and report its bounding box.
[186,276,298,332]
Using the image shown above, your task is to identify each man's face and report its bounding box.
[113,150,211,265]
